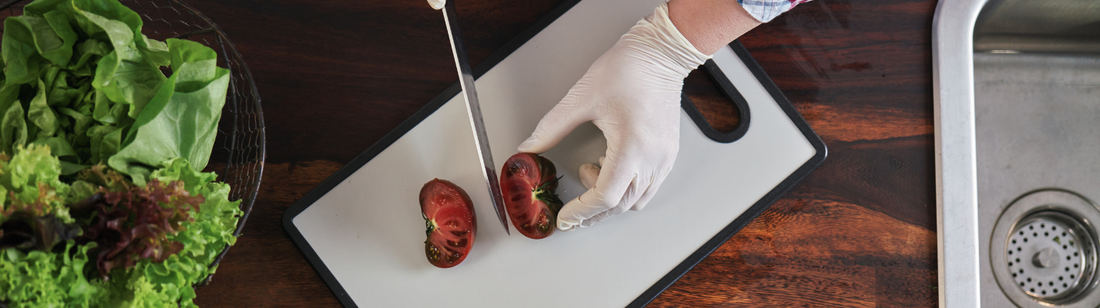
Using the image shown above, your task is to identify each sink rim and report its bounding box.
[932,0,987,307]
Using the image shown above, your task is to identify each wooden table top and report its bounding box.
[188,0,938,306]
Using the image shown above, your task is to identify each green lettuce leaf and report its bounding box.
[0,82,26,155]
[0,241,108,308]
[150,157,240,307]
[1,17,44,85]
[109,41,228,185]
[2,0,228,180]
[73,0,165,117]
[28,79,60,137]
[0,145,71,222]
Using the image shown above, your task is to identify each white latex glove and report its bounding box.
[518,3,710,231]
[427,0,445,10]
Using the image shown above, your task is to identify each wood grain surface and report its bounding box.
[184,0,940,306]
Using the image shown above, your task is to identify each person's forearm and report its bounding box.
[667,0,761,55]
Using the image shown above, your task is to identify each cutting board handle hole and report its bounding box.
[681,59,750,143]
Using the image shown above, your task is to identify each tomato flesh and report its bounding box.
[420,179,477,268]
[500,153,562,239]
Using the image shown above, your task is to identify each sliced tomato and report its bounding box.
[500,153,563,239]
[419,179,477,268]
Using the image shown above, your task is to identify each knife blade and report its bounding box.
[442,0,510,235]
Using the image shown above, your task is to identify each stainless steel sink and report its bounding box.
[934,0,1100,307]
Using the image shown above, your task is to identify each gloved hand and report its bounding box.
[518,3,710,231]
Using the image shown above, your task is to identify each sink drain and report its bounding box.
[1007,212,1089,299]
[992,189,1100,307]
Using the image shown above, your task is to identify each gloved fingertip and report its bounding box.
[556,198,587,231]
[557,215,580,231]
[517,136,539,153]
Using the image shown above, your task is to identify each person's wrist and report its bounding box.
[620,3,711,80]
[668,0,761,55]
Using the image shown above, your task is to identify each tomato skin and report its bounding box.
[419,179,477,268]
[500,153,563,239]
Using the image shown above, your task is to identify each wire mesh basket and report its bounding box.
[0,0,265,286]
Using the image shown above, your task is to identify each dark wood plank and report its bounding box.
[684,69,742,133]
[650,137,938,307]
[180,0,940,306]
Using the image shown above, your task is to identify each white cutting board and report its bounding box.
[285,0,821,306]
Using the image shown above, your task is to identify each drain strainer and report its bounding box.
[1007,212,1089,298]
[992,189,1100,307]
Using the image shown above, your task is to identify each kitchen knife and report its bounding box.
[442,0,510,235]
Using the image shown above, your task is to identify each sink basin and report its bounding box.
[934,0,1100,306]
